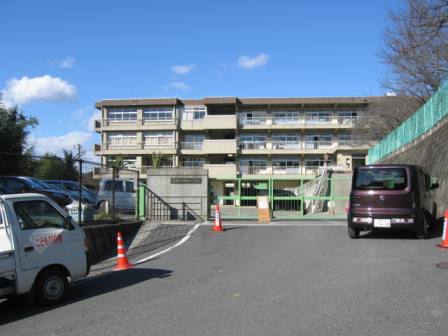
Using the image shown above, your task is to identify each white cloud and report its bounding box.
[165,81,191,92]
[72,107,101,132]
[171,64,195,75]
[31,131,92,155]
[238,53,270,69]
[60,57,76,69]
[87,110,101,131]
[2,75,77,105]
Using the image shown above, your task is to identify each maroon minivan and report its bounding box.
[348,164,438,239]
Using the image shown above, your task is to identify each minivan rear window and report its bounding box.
[355,168,407,190]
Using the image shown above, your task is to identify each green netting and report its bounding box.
[368,82,448,163]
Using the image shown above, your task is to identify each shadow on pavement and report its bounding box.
[0,267,172,326]
[90,224,193,273]
[360,226,442,240]
[220,226,248,232]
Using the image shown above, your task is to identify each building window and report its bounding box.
[239,111,267,125]
[107,156,137,168]
[143,107,173,121]
[305,158,331,167]
[184,134,205,143]
[272,110,299,125]
[305,112,331,124]
[240,158,267,174]
[240,134,267,149]
[181,157,205,167]
[305,134,332,148]
[142,155,174,168]
[272,134,300,149]
[339,134,352,146]
[107,132,137,147]
[107,108,137,122]
[143,131,174,146]
[181,105,207,120]
[272,158,300,173]
[338,111,358,124]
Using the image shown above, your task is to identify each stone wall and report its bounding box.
[379,118,448,219]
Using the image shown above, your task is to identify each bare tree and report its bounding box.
[354,96,421,140]
[381,0,448,102]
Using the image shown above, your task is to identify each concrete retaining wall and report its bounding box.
[379,117,448,220]
[146,168,209,220]
[83,221,142,265]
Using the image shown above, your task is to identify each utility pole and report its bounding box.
[77,144,82,225]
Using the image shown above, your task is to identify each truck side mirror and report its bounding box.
[64,217,75,230]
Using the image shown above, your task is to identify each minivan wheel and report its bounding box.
[416,215,429,240]
[348,225,360,239]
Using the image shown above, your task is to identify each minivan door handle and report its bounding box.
[24,246,34,252]
[353,196,361,200]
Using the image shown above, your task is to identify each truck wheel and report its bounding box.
[348,225,360,239]
[35,269,68,305]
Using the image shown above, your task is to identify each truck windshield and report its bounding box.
[355,168,408,190]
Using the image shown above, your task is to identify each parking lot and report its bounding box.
[1,223,448,336]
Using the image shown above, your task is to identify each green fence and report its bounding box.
[368,82,448,163]
[213,176,351,221]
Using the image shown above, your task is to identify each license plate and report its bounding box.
[374,219,391,228]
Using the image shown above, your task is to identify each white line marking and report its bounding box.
[134,223,201,265]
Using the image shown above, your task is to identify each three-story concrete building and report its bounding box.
[94,96,375,182]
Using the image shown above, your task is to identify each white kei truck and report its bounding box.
[0,193,90,305]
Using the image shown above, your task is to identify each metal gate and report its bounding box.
[211,175,351,221]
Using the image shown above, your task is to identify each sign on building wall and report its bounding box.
[170,177,202,184]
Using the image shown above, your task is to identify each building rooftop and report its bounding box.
[94,96,393,109]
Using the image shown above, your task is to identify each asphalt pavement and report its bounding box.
[1,223,448,336]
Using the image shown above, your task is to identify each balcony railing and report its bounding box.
[102,140,175,150]
[239,165,269,175]
[239,116,269,126]
[271,141,300,150]
[239,165,343,175]
[181,142,203,150]
[180,161,205,167]
[98,118,176,126]
[103,142,140,150]
[238,116,361,126]
[239,141,267,150]
[303,140,333,149]
[272,117,300,125]
[143,137,175,147]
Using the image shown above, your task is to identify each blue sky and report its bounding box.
[0,0,400,158]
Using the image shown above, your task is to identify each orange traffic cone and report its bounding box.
[212,204,224,232]
[437,210,448,249]
[114,232,133,270]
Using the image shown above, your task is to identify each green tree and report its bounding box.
[151,152,164,168]
[62,150,79,180]
[0,105,38,175]
[36,153,66,180]
[109,155,127,169]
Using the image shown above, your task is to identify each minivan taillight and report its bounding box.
[391,218,414,223]
[353,217,373,224]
